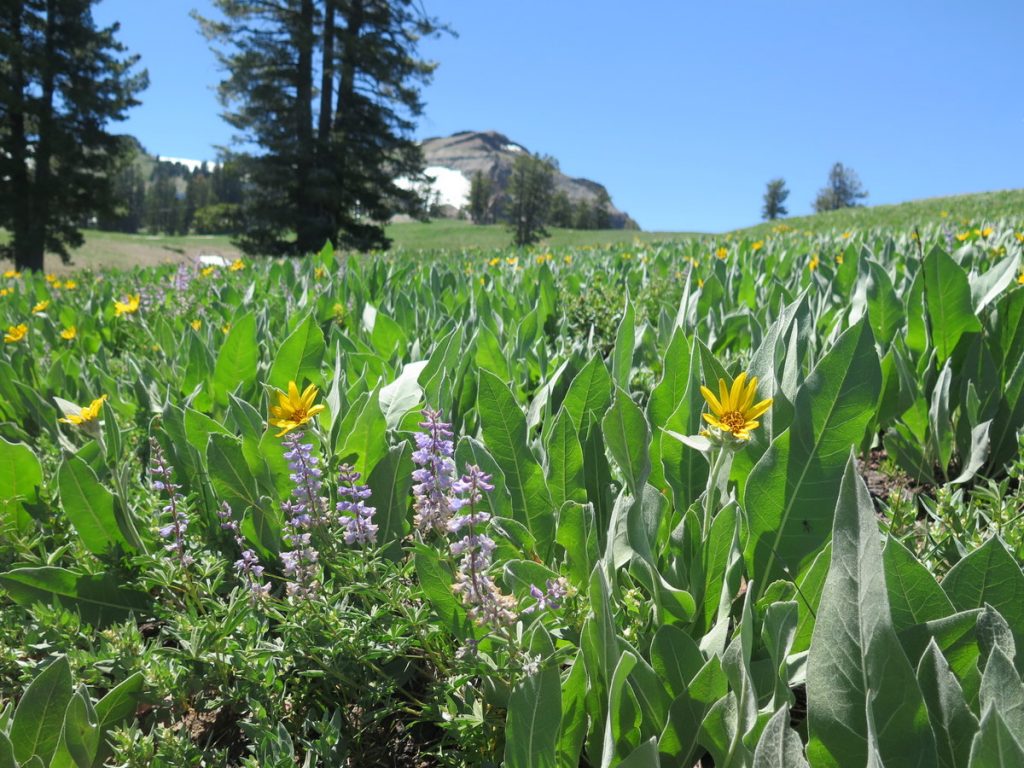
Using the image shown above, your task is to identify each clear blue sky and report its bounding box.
[94,0,1023,232]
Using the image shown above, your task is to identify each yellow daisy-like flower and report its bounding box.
[699,372,772,441]
[939,210,949,218]
[269,381,326,437]
[841,231,852,240]
[62,280,77,290]
[0,287,11,298]
[229,259,245,272]
[60,326,77,340]
[222,323,231,334]
[488,257,501,267]
[200,266,216,277]
[715,247,728,260]
[60,394,108,425]
[751,241,764,252]
[191,319,202,331]
[808,255,820,272]
[45,273,60,284]
[1015,233,1024,243]
[114,294,140,316]
[506,256,518,267]
[314,266,327,279]
[1017,271,1024,286]
[4,324,28,343]
[956,232,970,242]
[32,300,50,314]
[835,254,844,265]
[3,269,21,279]
[981,227,994,238]
[564,254,573,265]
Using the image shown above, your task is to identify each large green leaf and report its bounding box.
[477,371,554,558]
[917,639,978,768]
[9,656,72,765]
[744,318,881,590]
[58,456,132,555]
[267,312,325,390]
[969,706,1024,767]
[504,625,560,768]
[0,567,150,628]
[806,454,937,767]
[753,706,809,768]
[337,384,388,479]
[211,312,258,405]
[942,536,1024,667]
[544,408,585,509]
[883,536,955,634]
[923,246,983,364]
[603,386,651,498]
[0,436,42,532]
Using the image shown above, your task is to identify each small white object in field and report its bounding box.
[197,254,230,267]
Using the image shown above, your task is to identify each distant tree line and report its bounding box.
[761,163,869,221]
[97,144,246,236]
[469,155,624,246]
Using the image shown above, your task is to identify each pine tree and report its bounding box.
[468,171,494,224]
[196,0,446,255]
[813,163,868,212]
[548,190,573,228]
[507,153,554,247]
[0,0,147,271]
[762,178,790,220]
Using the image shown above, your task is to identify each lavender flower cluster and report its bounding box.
[217,502,271,601]
[411,408,463,534]
[337,464,377,545]
[280,431,324,597]
[149,437,192,566]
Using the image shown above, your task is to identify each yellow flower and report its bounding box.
[222,323,231,334]
[488,257,501,267]
[269,381,326,437]
[60,326,77,340]
[506,256,518,267]
[1018,271,1024,285]
[715,247,728,260]
[191,319,202,331]
[910,231,920,241]
[835,254,844,265]
[31,300,50,314]
[841,231,852,239]
[699,372,772,441]
[956,232,970,242]
[1015,233,1024,243]
[751,241,764,252]
[808,255,820,272]
[59,395,108,426]
[563,254,573,265]
[201,266,216,277]
[0,288,10,297]
[697,278,704,288]
[981,227,993,238]
[4,324,28,343]
[229,259,245,272]
[114,294,140,316]
[45,273,59,284]
[314,266,326,279]
[939,210,949,218]
[3,270,21,279]
[62,280,77,290]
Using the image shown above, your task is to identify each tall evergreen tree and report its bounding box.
[813,162,868,212]
[197,0,445,255]
[0,0,147,271]
[468,171,494,224]
[762,178,790,220]
[507,153,554,247]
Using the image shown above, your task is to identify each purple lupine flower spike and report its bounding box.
[337,464,377,545]
[280,430,323,597]
[149,437,192,567]
[411,408,463,535]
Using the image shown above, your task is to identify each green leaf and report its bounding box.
[649,624,704,701]
[556,652,587,768]
[806,453,937,767]
[603,386,651,498]
[865,259,904,352]
[942,536,1024,667]
[9,656,73,765]
[980,646,1024,749]
[211,312,258,406]
[267,313,325,390]
[477,371,554,559]
[611,293,635,388]
[337,385,388,479]
[561,356,613,436]
[0,436,42,532]
[412,545,472,638]
[207,434,262,512]
[917,639,978,768]
[58,456,132,555]
[753,706,809,768]
[0,734,14,768]
[617,738,659,768]
[647,329,692,491]
[923,246,983,364]
[883,536,955,634]
[504,625,560,768]
[657,656,727,766]
[555,501,597,590]
[60,686,99,768]
[0,567,150,628]
[745,317,881,591]
[366,442,413,558]
[969,706,1024,767]
[94,672,144,732]
[545,408,585,508]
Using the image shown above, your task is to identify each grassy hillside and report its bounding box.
[2,188,1020,272]
[730,188,1024,239]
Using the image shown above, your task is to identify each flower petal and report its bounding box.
[700,385,724,416]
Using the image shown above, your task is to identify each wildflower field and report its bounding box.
[2,218,1024,767]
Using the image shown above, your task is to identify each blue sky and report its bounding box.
[94,0,1023,232]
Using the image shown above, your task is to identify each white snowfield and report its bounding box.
[396,165,470,210]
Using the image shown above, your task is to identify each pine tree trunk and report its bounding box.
[318,1,335,144]
[24,0,59,273]
[293,0,317,254]
[6,6,37,272]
